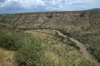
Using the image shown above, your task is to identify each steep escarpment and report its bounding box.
[2,11,100,32]
[0,12,90,31]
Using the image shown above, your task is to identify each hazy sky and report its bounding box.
[0,0,100,14]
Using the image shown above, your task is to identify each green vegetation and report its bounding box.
[58,29,100,62]
[54,32,80,51]
[0,30,45,65]
[0,29,95,66]
[63,39,80,51]
[58,29,73,37]
[87,46,100,62]
[0,30,22,50]
[73,32,100,62]
[54,32,65,41]
[0,11,100,65]
[15,38,44,66]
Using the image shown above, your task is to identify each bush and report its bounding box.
[0,30,46,65]
[87,47,100,62]
[14,37,44,66]
[0,31,16,50]
[58,29,73,37]
[66,40,80,50]
[54,32,65,41]
[0,30,28,50]
[54,33,80,51]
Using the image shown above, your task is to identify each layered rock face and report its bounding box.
[2,11,100,32]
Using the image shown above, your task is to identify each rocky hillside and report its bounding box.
[0,11,100,64]
[1,11,100,32]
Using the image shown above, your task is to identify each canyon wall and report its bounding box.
[2,11,100,32]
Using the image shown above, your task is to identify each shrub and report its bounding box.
[14,37,44,66]
[67,40,80,50]
[0,31,16,50]
[87,47,100,62]
[58,29,73,37]
[0,30,28,50]
[54,32,65,41]
[0,30,46,65]
[54,33,80,51]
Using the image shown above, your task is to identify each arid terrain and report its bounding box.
[0,11,100,66]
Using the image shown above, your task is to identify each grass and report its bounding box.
[0,48,15,66]
[0,49,6,60]
[0,29,95,66]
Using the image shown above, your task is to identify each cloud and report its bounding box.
[0,0,100,14]
[0,0,6,2]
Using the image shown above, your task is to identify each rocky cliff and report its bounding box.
[2,11,100,32]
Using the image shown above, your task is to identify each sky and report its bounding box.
[0,0,100,14]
